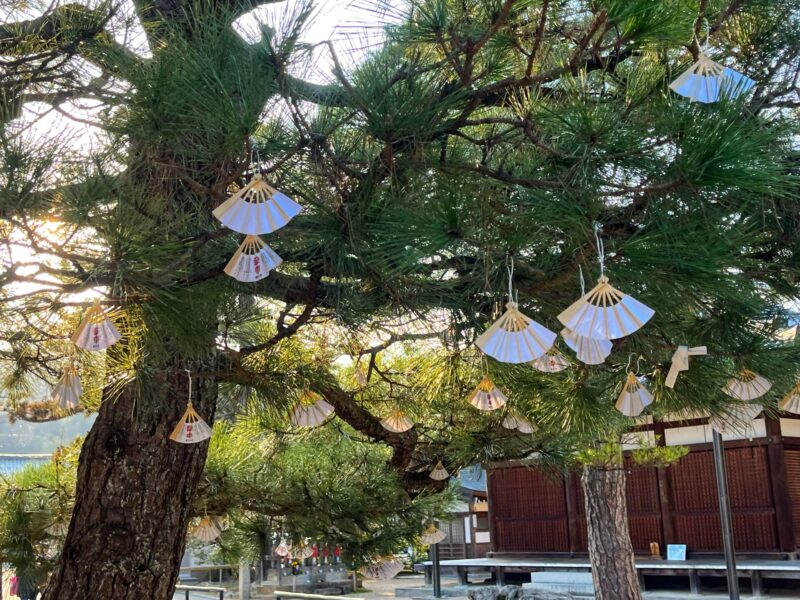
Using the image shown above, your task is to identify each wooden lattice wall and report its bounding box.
[488,432,800,556]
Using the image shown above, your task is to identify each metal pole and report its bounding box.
[431,543,442,598]
[712,429,740,600]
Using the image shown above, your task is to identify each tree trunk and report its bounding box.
[582,465,642,600]
[42,362,216,600]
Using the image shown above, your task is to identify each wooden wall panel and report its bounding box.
[489,441,791,555]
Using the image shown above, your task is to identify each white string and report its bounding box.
[506,255,514,303]
[186,369,192,403]
[579,265,586,296]
[593,223,605,276]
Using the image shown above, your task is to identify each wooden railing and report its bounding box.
[174,584,226,599]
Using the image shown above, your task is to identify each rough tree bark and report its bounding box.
[582,465,642,600]
[42,359,217,600]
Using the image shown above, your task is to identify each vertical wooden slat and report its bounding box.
[765,418,797,552]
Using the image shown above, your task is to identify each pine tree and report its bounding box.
[2,1,799,599]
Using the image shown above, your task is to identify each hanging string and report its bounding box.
[186,369,193,406]
[593,223,605,276]
[506,255,514,303]
[579,265,586,296]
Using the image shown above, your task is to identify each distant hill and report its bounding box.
[0,412,95,454]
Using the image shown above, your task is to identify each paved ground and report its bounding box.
[173,573,800,599]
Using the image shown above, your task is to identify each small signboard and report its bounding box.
[667,544,687,561]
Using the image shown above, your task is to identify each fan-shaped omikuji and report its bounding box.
[291,391,335,427]
[359,558,405,580]
[615,372,654,417]
[502,411,536,434]
[213,173,302,235]
[274,539,290,557]
[558,276,654,340]
[170,402,213,444]
[429,460,449,481]
[467,376,507,411]
[51,362,82,410]
[722,369,772,400]
[709,403,763,435]
[224,235,283,282]
[380,408,414,433]
[476,301,556,363]
[531,348,570,373]
[71,301,122,351]
[420,524,446,545]
[290,543,314,560]
[669,54,755,103]
[560,328,612,365]
[665,345,707,388]
[46,519,69,537]
[780,382,800,414]
[191,516,221,543]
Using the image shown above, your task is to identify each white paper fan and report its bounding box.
[224,235,282,282]
[46,518,69,537]
[476,301,556,363]
[502,411,536,434]
[467,376,507,411]
[420,524,446,545]
[275,539,290,557]
[722,370,772,401]
[558,276,654,340]
[615,372,653,417]
[531,349,570,373]
[779,382,800,414]
[290,543,314,560]
[71,302,121,351]
[359,558,405,580]
[429,460,449,481]
[52,362,82,410]
[381,408,414,433]
[669,54,755,103]
[170,403,213,444]
[291,392,334,427]
[192,516,221,542]
[709,403,763,435]
[213,173,302,235]
[561,328,612,365]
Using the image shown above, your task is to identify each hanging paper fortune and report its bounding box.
[224,235,282,282]
[467,376,507,411]
[72,300,121,351]
[213,173,302,235]
[669,54,755,103]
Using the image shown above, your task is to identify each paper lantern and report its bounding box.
[192,516,221,542]
[420,524,445,545]
[291,391,334,427]
[558,276,654,340]
[213,173,302,235]
[380,408,414,433]
[669,54,755,103]
[71,301,121,351]
[502,411,536,434]
[51,362,82,410]
[224,235,282,282]
[275,539,290,557]
[170,403,213,444]
[429,460,449,481]
[780,382,800,414]
[615,372,653,417]
[531,349,570,373]
[476,302,556,363]
[665,346,707,388]
[722,370,772,401]
[467,376,507,411]
[359,558,405,580]
[709,403,763,434]
[561,328,612,365]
